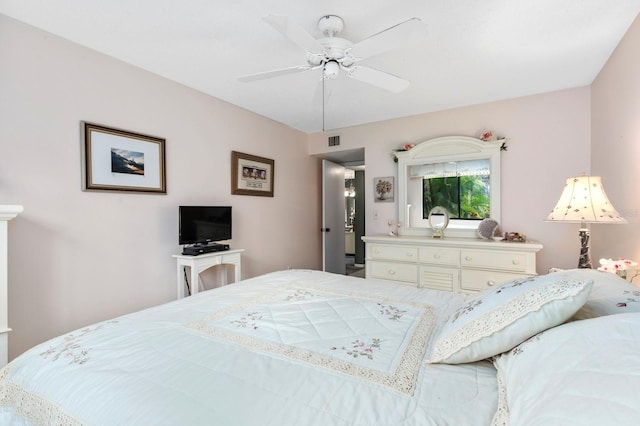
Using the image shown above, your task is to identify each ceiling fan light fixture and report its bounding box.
[324,61,340,79]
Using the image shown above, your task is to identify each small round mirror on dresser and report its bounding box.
[427,206,449,238]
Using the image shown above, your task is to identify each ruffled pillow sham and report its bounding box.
[429,274,592,364]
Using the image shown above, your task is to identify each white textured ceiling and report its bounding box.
[1,0,639,133]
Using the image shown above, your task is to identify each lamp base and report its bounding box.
[578,227,592,269]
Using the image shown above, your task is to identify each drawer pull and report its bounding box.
[465,256,472,261]
[374,249,380,254]
[406,252,414,258]
[487,280,496,286]
[434,254,440,259]
[512,260,520,265]
[388,270,396,275]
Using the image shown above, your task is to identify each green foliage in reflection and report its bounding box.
[423,176,490,219]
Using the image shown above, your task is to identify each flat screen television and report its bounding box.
[179,206,232,245]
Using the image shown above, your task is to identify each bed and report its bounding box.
[1,268,639,425]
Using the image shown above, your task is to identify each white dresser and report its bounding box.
[362,235,542,293]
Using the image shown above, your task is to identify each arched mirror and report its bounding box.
[396,136,501,238]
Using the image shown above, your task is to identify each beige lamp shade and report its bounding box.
[546,176,627,224]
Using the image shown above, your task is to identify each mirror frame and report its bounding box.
[427,206,450,238]
[397,135,501,238]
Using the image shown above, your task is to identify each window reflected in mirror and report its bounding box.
[410,158,491,220]
[422,175,490,219]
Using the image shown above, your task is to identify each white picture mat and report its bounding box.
[236,158,272,192]
[89,130,161,189]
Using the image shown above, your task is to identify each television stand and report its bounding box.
[172,249,244,298]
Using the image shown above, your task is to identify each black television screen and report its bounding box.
[179,206,232,245]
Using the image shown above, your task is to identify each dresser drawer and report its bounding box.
[369,244,418,262]
[460,249,528,273]
[419,247,459,266]
[369,261,418,283]
[460,269,532,292]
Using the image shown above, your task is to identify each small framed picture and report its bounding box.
[374,176,394,203]
[231,151,275,197]
[81,122,166,194]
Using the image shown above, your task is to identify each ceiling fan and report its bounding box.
[238,15,428,94]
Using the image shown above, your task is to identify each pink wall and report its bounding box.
[309,87,592,274]
[0,16,322,359]
[591,14,640,267]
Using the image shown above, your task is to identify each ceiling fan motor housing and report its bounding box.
[318,15,344,37]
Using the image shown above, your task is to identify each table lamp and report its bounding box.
[546,175,627,268]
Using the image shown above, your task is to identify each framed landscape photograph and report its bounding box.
[374,176,394,202]
[231,151,274,197]
[81,122,166,194]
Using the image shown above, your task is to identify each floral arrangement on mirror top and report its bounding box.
[479,130,508,151]
[598,258,638,282]
[392,130,508,162]
[392,143,415,162]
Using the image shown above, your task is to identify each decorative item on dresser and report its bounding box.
[477,218,500,240]
[362,234,542,293]
[427,206,449,238]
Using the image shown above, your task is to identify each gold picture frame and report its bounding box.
[231,151,274,197]
[81,122,166,194]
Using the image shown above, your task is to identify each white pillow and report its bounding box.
[549,268,640,319]
[429,274,592,364]
[492,313,640,426]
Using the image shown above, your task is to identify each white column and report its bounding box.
[0,205,23,367]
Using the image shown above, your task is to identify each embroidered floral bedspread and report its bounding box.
[0,270,498,425]
[186,285,436,395]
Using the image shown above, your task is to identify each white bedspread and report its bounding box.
[0,270,498,425]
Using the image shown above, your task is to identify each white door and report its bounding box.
[322,160,346,274]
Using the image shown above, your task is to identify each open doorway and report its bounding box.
[345,168,365,277]
[318,148,365,277]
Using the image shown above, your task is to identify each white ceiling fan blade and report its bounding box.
[348,66,410,93]
[349,18,427,59]
[263,15,324,54]
[238,65,312,82]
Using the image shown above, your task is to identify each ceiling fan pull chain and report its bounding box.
[322,74,325,131]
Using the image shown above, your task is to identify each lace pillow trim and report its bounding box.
[186,284,437,395]
[431,279,588,361]
[0,366,83,425]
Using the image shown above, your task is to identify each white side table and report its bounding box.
[173,249,244,299]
